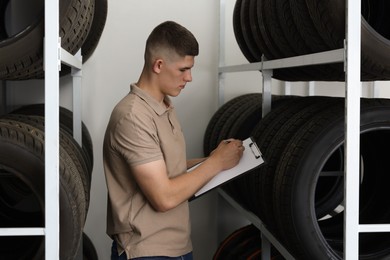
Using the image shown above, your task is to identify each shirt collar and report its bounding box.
[130,83,173,116]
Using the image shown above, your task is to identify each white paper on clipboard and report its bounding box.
[189,137,264,200]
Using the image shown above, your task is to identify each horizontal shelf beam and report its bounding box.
[359,224,390,233]
[0,228,45,236]
[219,48,344,73]
[60,48,82,69]
[218,189,296,260]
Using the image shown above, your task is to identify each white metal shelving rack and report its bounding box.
[218,0,390,259]
[0,0,83,259]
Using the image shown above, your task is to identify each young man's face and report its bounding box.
[158,55,195,97]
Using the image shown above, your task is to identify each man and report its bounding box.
[103,21,244,260]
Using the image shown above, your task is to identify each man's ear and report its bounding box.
[152,59,163,74]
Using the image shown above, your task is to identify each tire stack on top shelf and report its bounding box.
[0,0,107,80]
[209,0,390,259]
[0,0,107,259]
[233,0,390,81]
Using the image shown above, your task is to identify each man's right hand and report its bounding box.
[209,139,244,171]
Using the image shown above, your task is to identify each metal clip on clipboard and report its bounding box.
[190,137,265,200]
[249,138,262,159]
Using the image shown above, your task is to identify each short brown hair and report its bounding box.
[144,21,199,65]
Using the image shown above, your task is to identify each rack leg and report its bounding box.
[218,0,226,108]
[261,233,271,259]
[308,81,315,96]
[344,0,361,258]
[284,81,291,95]
[262,69,272,117]
[72,63,82,146]
[368,81,378,98]
[44,0,61,258]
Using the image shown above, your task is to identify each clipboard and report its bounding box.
[189,137,264,200]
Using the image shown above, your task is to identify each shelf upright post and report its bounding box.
[284,81,291,95]
[344,0,361,259]
[71,50,83,260]
[369,82,378,98]
[308,81,315,96]
[259,55,272,260]
[44,0,61,259]
[261,55,272,118]
[72,50,83,145]
[218,0,226,108]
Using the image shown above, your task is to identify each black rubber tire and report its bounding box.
[253,0,301,81]
[81,0,107,62]
[83,232,99,260]
[203,94,261,198]
[203,94,258,156]
[260,0,330,81]
[305,0,390,80]
[248,0,268,59]
[213,224,260,260]
[208,94,261,150]
[275,0,310,58]
[272,98,390,259]
[10,103,94,174]
[214,224,282,259]
[249,96,341,230]
[0,115,45,259]
[234,0,390,81]
[275,0,331,81]
[304,0,344,50]
[0,0,95,80]
[0,114,91,216]
[235,0,300,80]
[0,120,85,260]
[256,0,284,59]
[233,0,257,63]
[262,0,296,58]
[217,94,263,209]
[216,93,262,144]
[287,0,345,81]
[289,0,330,53]
[61,0,108,75]
[233,0,346,81]
[361,16,390,80]
[221,95,296,212]
[240,0,262,61]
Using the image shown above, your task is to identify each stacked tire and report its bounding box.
[209,0,390,258]
[204,95,390,259]
[0,104,94,260]
[0,1,105,257]
[261,97,390,259]
[0,0,107,80]
[233,0,390,81]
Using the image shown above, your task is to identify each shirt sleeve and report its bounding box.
[112,110,163,167]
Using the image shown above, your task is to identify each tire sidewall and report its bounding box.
[287,105,390,259]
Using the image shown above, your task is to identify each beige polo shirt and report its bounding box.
[103,84,192,258]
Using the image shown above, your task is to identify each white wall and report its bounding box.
[4,0,390,259]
